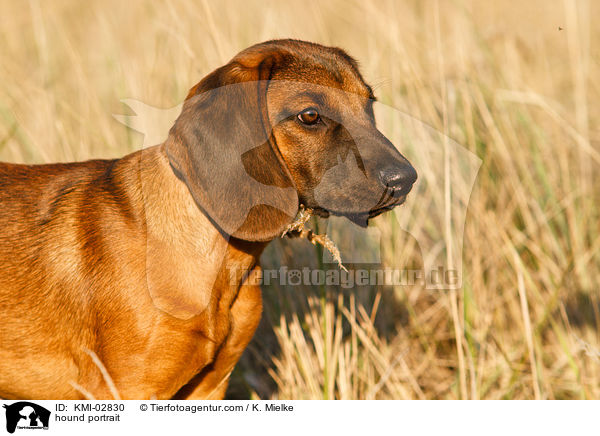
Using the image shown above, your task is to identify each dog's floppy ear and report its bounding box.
[165,50,298,241]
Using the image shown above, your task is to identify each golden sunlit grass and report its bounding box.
[0,0,598,399]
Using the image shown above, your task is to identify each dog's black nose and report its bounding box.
[379,164,417,193]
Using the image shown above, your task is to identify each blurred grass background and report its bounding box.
[1,0,599,399]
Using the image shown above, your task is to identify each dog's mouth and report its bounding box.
[368,195,406,217]
[307,194,407,227]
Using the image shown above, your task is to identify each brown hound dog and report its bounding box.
[0,39,416,399]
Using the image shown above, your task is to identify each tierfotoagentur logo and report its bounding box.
[228,266,459,289]
[2,402,50,434]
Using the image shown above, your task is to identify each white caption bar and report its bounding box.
[0,400,596,436]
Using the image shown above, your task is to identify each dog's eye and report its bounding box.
[297,108,320,125]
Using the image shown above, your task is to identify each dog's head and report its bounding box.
[166,39,417,241]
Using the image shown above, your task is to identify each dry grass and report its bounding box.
[1,0,599,399]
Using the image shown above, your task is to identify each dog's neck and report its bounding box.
[120,144,266,320]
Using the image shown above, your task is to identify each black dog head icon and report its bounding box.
[3,402,50,434]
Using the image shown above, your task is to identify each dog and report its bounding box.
[0,39,417,399]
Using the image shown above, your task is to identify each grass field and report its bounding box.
[0,0,598,399]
